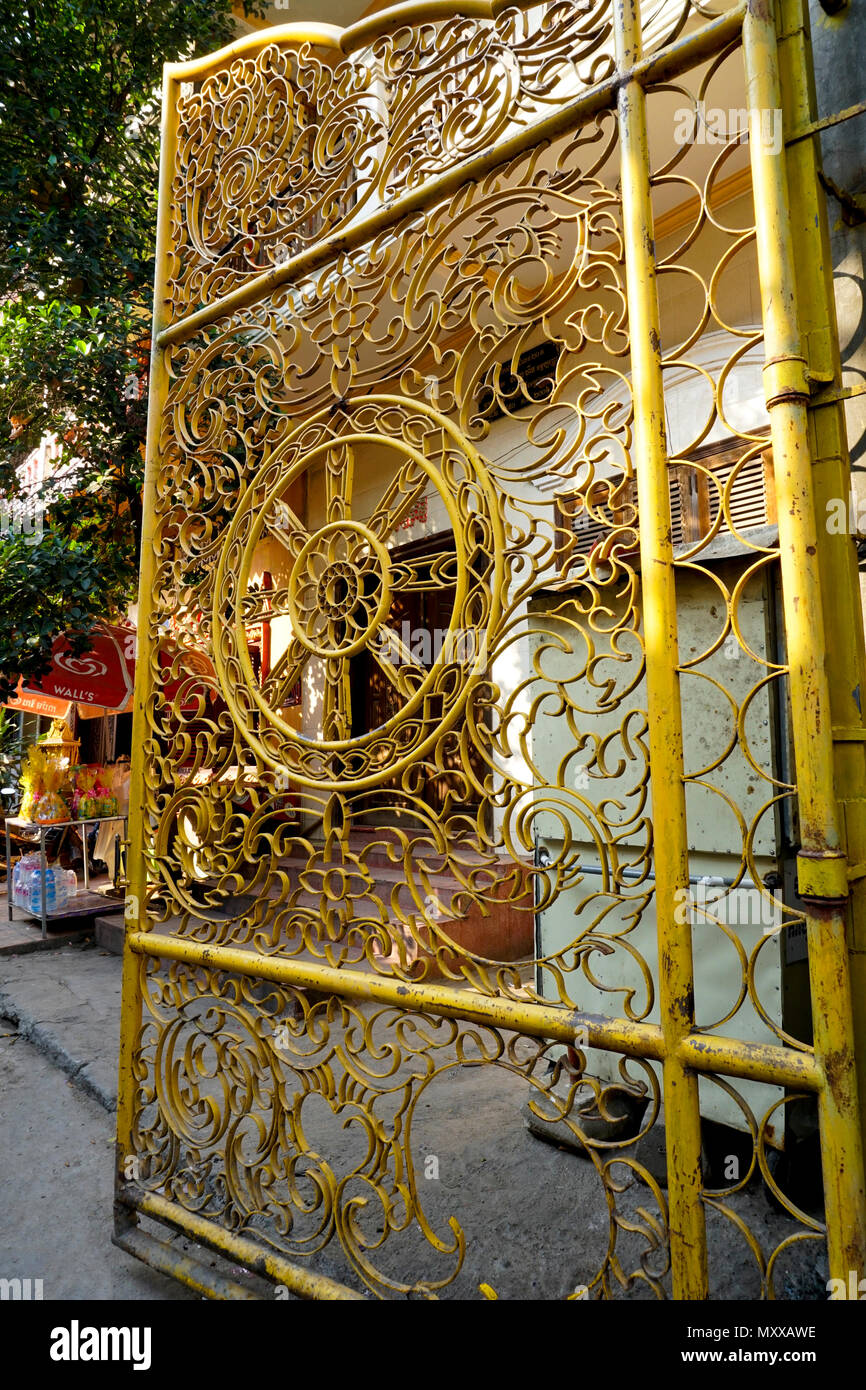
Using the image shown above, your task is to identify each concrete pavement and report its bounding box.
[0,1026,197,1300]
[0,938,122,1110]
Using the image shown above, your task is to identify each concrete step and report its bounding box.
[94,915,125,955]
[305,827,516,874]
[174,833,536,964]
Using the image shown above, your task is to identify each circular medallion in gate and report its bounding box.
[213,396,504,790]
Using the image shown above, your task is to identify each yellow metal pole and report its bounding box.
[614,0,708,1299]
[115,65,180,1217]
[778,0,866,1190]
[743,0,866,1282]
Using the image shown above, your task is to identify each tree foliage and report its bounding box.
[0,0,262,696]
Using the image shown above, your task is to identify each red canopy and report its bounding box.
[6,623,215,719]
[8,624,135,718]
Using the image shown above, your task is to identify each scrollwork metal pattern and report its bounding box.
[117,0,857,1300]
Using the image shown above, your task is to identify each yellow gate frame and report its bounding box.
[115,0,866,1299]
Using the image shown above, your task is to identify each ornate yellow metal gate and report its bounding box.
[115,0,866,1299]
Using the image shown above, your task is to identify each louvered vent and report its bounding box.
[668,470,688,547]
[558,438,773,567]
[568,497,617,551]
[707,451,769,535]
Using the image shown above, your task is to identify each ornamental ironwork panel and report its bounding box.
[115,0,866,1299]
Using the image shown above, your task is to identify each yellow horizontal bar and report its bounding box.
[786,97,866,146]
[128,929,663,1057]
[166,24,344,82]
[128,931,822,1090]
[157,3,746,349]
[678,1032,820,1091]
[342,0,493,54]
[118,1188,365,1300]
[113,1225,262,1301]
[171,0,746,78]
[812,383,866,407]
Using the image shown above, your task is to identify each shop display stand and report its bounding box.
[4,815,128,940]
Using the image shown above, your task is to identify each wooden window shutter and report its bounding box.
[688,434,774,539]
[556,475,638,566]
[556,436,774,573]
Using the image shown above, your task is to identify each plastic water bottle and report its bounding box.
[14,857,72,916]
[51,866,68,912]
[29,867,47,914]
[51,868,67,912]
[13,854,39,909]
[27,867,42,914]
[29,866,65,915]
[15,869,28,911]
